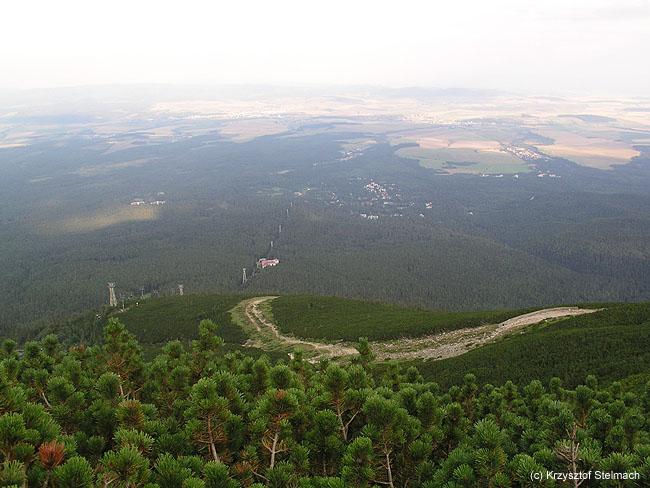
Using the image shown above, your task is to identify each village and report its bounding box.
[503,145,547,161]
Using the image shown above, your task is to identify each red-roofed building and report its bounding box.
[260,258,279,269]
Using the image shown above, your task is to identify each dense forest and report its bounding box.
[2,318,650,487]
[2,120,650,334]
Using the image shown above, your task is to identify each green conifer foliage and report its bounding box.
[2,317,650,487]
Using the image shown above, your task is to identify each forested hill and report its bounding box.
[7,293,650,390]
[6,293,539,358]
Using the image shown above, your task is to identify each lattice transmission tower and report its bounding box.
[108,283,117,307]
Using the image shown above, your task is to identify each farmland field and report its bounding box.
[536,128,640,169]
[396,146,531,174]
[218,118,291,141]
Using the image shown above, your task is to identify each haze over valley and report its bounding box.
[5,2,650,487]
[2,85,650,331]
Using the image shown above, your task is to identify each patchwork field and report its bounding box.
[385,112,649,173]
[536,127,641,169]
[389,126,533,174]
[218,118,291,141]
[3,90,650,181]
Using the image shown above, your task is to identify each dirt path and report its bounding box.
[232,298,598,363]
[233,297,357,360]
[373,307,598,361]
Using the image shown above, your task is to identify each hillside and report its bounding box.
[18,293,282,361]
[11,293,650,389]
[270,295,541,341]
[416,302,650,389]
[19,294,247,343]
[2,299,650,488]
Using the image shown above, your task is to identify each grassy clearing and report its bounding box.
[38,205,161,234]
[271,295,540,342]
[396,146,530,174]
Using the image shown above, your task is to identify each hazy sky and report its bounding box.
[2,0,650,95]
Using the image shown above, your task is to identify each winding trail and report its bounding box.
[233,296,357,360]
[232,297,599,362]
[373,306,599,361]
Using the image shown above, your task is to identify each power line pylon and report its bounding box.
[108,283,117,307]
[178,284,184,296]
[242,268,247,284]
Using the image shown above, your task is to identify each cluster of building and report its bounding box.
[130,192,167,206]
[296,178,421,221]
[504,146,546,161]
[364,180,393,199]
[479,172,560,179]
[350,179,411,219]
[131,200,166,205]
